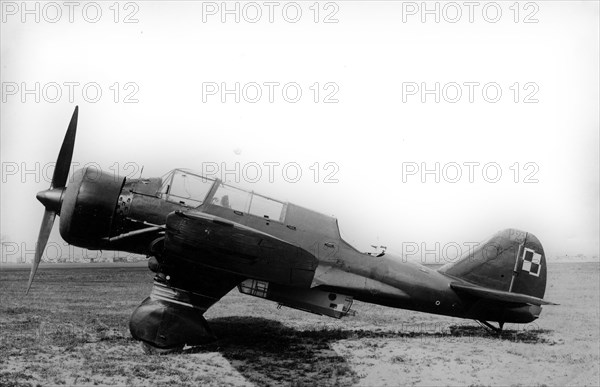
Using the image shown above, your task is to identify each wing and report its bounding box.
[130,211,261,350]
[150,265,244,312]
[163,210,317,287]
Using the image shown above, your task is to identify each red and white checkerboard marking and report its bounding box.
[521,248,542,277]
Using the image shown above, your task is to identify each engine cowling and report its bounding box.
[59,167,125,248]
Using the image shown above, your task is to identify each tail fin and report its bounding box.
[438,228,547,299]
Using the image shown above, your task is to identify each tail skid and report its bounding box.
[476,320,504,334]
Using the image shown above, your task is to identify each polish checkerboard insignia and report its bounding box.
[521,248,542,277]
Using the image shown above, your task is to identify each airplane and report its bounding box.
[28,106,557,353]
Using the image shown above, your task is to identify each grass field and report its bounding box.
[1,262,598,386]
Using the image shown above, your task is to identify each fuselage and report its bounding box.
[61,167,540,324]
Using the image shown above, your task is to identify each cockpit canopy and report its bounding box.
[159,169,286,222]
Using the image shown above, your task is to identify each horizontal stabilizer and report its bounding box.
[450,282,558,306]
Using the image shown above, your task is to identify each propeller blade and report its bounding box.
[51,106,78,188]
[26,209,56,294]
[27,107,79,294]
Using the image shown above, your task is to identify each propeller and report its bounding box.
[26,106,79,294]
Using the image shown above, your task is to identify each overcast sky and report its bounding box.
[1,1,598,264]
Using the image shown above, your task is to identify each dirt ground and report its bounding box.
[1,261,598,386]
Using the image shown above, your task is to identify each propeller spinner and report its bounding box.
[26,106,79,294]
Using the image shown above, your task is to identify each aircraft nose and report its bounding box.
[36,187,64,214]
